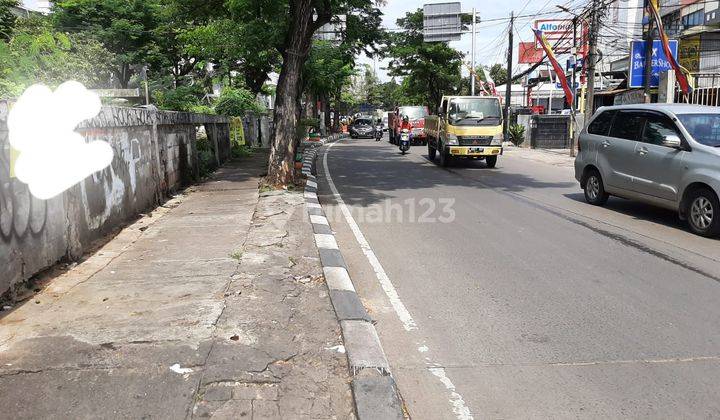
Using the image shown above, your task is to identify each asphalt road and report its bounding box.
[316,135,720,419]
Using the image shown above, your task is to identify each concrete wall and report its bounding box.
[241,114,273,148]
[0,103,230,298]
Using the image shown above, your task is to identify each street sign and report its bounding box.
[628,39,679,88]
[423,2,462,42]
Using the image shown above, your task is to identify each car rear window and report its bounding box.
[587,110,616,135]
[609,111,644,140]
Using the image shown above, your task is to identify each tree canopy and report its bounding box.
[384,8,464,110]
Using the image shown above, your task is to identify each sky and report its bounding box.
[361,0,589,82]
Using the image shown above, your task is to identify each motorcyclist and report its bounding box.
[400,115,413,132]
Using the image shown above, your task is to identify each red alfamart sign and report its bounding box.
[533,19,585,54]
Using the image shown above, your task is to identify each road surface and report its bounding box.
[316,135,720,419]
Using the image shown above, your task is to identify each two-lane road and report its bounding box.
[317,136,720,419]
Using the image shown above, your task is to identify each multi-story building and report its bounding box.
[659,0,720,87]
[598,0,644,74]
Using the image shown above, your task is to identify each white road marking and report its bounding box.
[323,141,417,331]
[429,367,474,420]
[323,140,474,420]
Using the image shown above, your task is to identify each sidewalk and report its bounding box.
[503,145,576,167]
[0,151,354,419]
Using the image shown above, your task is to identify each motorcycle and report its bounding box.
[399,129,411,154]
[375,124,383,141]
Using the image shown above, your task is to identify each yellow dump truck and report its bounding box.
[425,96,504,167]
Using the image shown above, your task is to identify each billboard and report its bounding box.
[533,19,584,54]
[423,2,462,42]
[519,42,543,64]
[628,39,679,88]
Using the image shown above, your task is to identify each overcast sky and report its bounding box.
[361,0,585,82]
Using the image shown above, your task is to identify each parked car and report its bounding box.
[349,117,378,139]
[575,104,720,237]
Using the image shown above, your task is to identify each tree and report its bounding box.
[0,0,18,41]
[53,0,160,88]
[0,15,116,97]
[228,0,382,187]
[488,63,508,86]
[385,9,464,110]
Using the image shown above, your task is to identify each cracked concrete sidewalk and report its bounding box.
[0,151,354,419]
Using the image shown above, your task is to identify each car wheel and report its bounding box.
[583,169,609,206]
[686,187,720,237]
[428,143,436,161]
[439,147,450,167]
[485,155,498,168]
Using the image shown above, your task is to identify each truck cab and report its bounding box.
[425,96,504,167]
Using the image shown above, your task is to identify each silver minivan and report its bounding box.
[575,104,720,237]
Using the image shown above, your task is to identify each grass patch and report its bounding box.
[230,250,243,260]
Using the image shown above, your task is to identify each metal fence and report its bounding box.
[674,73,720,106]
[530,115,571,149]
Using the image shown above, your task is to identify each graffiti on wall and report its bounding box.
[0,146,47,243]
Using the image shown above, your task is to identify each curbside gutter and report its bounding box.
[300,134,405,419]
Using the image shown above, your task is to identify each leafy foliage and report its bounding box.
[508,123,526,146]
[154,84,206,112]
[53,0,161,87]
[0,0,18,41]
[214,86,265,116]
[0,16,116,98]
[384,9,464,110]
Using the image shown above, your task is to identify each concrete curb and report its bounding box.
[300,134,405,420]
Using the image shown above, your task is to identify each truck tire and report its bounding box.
[428,143,436,161]
[439,147,450,167]
[485,155,497,168]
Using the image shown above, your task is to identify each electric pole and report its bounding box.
[471,7,477,96]
[570,16,578,157]
[643,3,655,102]
[584,4,600,126]
[504,11,514,140]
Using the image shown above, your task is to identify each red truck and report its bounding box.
[388,105,429,145]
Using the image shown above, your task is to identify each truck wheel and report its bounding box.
[428,143,436,161]
[439,148,450,167]
[485,155,498,168]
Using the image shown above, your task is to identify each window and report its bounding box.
[609,111,645,141]
[587,110,616,135]
[682,10,703,28]
[678,113,720,147]
[641,114,681,146]
[398,106,428,120]
[441,100,448,115]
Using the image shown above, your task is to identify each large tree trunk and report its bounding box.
[265,0,320,187]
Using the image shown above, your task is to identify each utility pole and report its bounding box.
[584,4,600,126]
[570,16,578,157]
[471,7,477,96]
[503,11,514,140]
[643,3,655,103]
